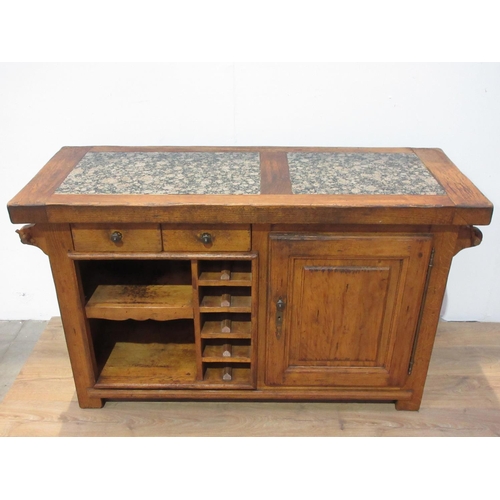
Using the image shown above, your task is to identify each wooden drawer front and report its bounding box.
[162,225,251,252]
[72,224,162,252]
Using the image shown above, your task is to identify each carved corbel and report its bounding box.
[16,224,49,255]
[454,226,483,256]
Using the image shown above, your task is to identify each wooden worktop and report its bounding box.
[7,146,493,225]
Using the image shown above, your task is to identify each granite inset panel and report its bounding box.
[56,152,261,195]
[288,152,445,195]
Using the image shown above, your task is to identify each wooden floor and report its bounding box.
[0,317,499,436]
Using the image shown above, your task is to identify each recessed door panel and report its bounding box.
[266,234,433,388]
[290,261,393,366]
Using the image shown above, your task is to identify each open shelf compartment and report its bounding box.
[80,255,257,390]
[199,286,252,312]
[198,260,252,286]
[200,313,252,339]
[202,339,251,363]
[203,363,252,385]
[92,319,198,388]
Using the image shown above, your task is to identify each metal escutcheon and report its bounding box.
[276,297,286,339]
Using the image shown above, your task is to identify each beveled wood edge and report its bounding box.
[412,148,494,224]
[268,232,434,242]
[161,223,250,230]
[42,204,458,225]
[72,222,161,229]
[269,223,435,232]
[87,387,413,401]
[68,251,258,260]
[42,193,457,226]
[7,146,92,223]
[89,145,416,153]
[47,193,454,206]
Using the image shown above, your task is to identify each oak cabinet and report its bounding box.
[7,146,493,410]
[266,233,433,388]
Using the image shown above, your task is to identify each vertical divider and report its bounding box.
[250,256,259,388]
[191,260,204,381]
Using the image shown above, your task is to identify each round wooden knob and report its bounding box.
[110,231,123,243]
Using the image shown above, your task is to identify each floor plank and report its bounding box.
[0,320,47,402]
[0,317,499,436]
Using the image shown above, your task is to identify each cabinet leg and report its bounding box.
[78,396,104,409]
[395,397,421,411]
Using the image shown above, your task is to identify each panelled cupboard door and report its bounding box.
[265,233,433,388]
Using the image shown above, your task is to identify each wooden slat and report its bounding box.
[260,151,292,194]
[201,321,251,338]
[85,285,193,321]
[204,366,252,385]
[198,272,252,286]
[191,260,204,381]
[200,295,252,312]
[202,344,251,362]
[69,252,257,261]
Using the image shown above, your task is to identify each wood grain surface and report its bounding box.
[85,284,194,321]
[0,318,499,436]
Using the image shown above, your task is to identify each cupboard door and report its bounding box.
[265,234,433,388]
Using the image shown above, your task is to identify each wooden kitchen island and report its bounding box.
[7,146,493,410]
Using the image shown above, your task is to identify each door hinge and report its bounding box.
[408,248,435,375]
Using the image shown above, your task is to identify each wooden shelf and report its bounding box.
[204,366,252,386]
[198,272,252,286]
[200,295,251,313]
[96,340,198,388]
[201,320,252,339]
[202,344,251,363]
[86,285,194,321]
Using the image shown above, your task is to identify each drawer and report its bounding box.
[162,225,251,252]
[71,224,162,252]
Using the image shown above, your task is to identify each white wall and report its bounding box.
[1,63,499,320]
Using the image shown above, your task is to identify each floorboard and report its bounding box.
[0,318,499,436]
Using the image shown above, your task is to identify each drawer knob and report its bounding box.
[199,232,213,245]
[110,231,123,243]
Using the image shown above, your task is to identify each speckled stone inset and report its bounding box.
[288,152,445,195]
[56,152,261,195]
